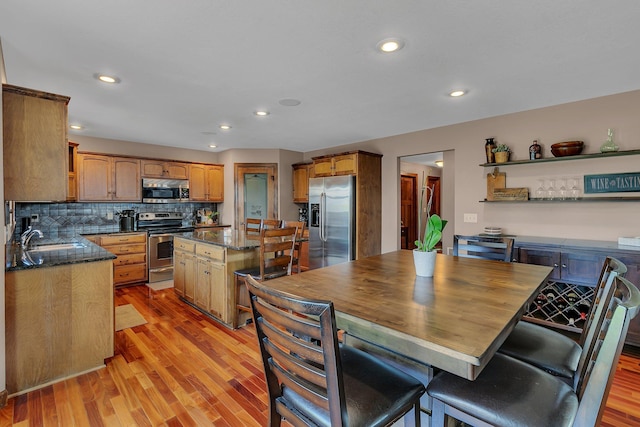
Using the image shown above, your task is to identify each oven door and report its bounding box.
[148,233,174,282]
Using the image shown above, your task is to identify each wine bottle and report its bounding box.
[485,138,496,163]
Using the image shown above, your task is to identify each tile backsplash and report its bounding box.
[13,202,218,240]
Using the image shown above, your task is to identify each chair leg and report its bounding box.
[431,398,446,427]
[414,400,421,427]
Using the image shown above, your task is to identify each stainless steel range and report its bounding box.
[137,212,195,283]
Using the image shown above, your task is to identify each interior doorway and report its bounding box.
[235,163,278,230]
[400,174,418,249]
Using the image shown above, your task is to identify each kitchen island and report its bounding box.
[5,238,116,395]
[173,229,260,328]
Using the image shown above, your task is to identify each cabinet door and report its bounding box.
[332,154,357,176]
[196,258,212,310]
[313,158,334,177]
[112,157,141,201]
[3,86,69,202]
[206,165,224,202]
[140,160,166,178]
[78,154,112,201]
[189,164,207,201]
[183,253,197,303]
[167,162,189,180]
[174,250,186,296]
[208,262,227,321]
[292,164,310,203]
[518,248,561,281]
[559,251,606,286]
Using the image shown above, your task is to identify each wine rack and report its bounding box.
[524,280,595,334]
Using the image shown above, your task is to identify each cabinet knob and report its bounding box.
[561,264,567,268]
[553,263,559,268]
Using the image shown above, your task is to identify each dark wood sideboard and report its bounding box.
[511,236,640,347]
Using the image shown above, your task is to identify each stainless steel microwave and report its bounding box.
[142,178,189,203]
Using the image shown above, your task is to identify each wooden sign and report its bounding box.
[584,172,640,194]
[493,188,529,201]
[486,167,506,201]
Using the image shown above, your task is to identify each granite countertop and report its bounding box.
[6,236,116,272]
[175,229,261,251]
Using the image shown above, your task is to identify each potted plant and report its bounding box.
[414,178,447,277]
[492,144,510,163]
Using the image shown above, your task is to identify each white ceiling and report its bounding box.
[2,1,640,154]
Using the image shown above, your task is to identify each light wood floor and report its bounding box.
[1,284,639,426]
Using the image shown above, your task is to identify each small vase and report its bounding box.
[494,151,510,163]
[413,249,437,277]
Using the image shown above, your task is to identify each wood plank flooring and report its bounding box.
[0,284,639,426]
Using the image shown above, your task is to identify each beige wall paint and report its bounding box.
[72,134,219,163]
[306,90,640,253]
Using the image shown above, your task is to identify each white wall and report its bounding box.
[305,89,640,254]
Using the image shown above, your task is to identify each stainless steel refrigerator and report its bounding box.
[308,176,355,269]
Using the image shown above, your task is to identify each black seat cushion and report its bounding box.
[235,267,288,281]
[427,353,578,427]
[499,321,581,380]
[281,345,425,427]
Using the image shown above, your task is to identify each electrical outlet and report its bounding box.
[107,212,114,220]
[463,213,477,223]
[30,213,39,223]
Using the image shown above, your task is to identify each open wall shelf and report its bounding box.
[480,149,640,167]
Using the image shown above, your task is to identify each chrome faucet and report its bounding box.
[20,225,44,249]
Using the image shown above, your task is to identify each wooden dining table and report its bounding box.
[262,250,553,380]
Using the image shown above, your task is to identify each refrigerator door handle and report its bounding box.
[319,192,327,242]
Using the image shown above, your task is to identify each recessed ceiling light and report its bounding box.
[209,144,217,149]
[377,38,405,53]
[449,90,466,97]
[219,125,232,130]
[69,124,83,130]
[254,110,270,116]
[279,99,301,107]
[95,73,120,84]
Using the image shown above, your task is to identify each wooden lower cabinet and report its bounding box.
[174,237,257,327]
[5,260,114,394]
[91,232,148,287]
[515,237,640,346]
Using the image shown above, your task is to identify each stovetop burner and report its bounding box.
[137,211,192,234]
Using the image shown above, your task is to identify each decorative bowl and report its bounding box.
[551,141,584,157]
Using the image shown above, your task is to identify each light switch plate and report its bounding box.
[463,213,477,223]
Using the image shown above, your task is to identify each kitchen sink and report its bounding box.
[27,242,87,252]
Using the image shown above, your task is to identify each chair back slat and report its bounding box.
[247,275,347,426]
[259,226,297,280]
[573,275,640,426]
[453,235,514,262]
[282,220,306,274]
[573,257,626,391]
[245,217,262,236]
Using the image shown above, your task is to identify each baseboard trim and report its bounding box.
[0,389,8,408]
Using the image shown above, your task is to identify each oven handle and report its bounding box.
[148,233,176,238]
[149,266,173,273]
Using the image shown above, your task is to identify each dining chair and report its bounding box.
[245,274,426,427]
[427,274,640,427]
[262,218,283,229]
[233,226,297,328]
[499,256,626,388]
[245,217,263,237]
[282,220,305,274]
[453,234,515,262]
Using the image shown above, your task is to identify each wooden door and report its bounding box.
[206,165,224,201]
[400,174,418,250]
[208,262,226,321]
[78,154,112,201]
[235,163,278,230]
[189,164,207,200]
[196,258,212,310]
[112,157,141,201]
[292,163,311,202]
[427,176,441,217]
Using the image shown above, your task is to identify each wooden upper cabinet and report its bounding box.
[292,162,313,203]
[3,84,70,201]
[68,142,79,201]
[189,163,224,202]
[312,153,357,177]
[141,159,189,179]
[77,153,141,201]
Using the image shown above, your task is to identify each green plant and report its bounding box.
[492,144,510,153]
[414,177,447,252]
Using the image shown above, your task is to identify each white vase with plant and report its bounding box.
[414,177,447,277]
